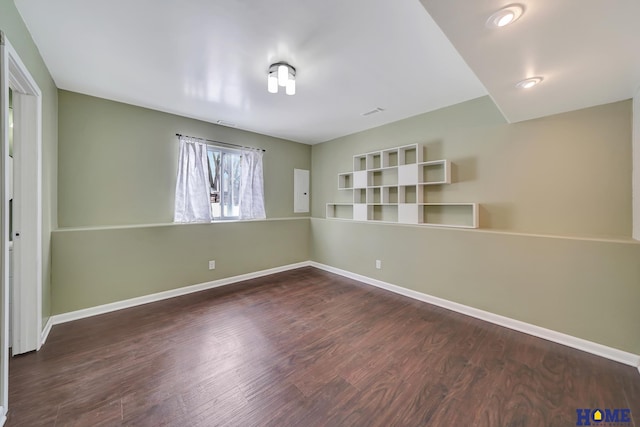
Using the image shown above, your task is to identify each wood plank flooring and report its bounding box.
[7,267,640,426]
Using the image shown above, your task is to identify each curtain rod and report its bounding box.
[175,133,266,152]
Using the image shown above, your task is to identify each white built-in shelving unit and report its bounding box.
[327,144,479,228]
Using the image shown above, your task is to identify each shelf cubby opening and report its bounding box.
[420,160,450,184]
[421,204,477,228]
[381,168,398,186]
[326,204,353,220]
[354,155,367,171]
[369,171,383,187]
[369,205,398,222]
[382,149,398,168]
[383,186,398,204]
[367,187,382,204]
[338,173,353,189]
[367,152,382,170]
[400,185,417,204]
[399,144,421,165]
[353,189,367,204]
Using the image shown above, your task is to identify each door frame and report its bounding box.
[0,31,43,417]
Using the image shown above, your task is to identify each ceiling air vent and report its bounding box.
[216,120,237,127]
[361,107,385,117]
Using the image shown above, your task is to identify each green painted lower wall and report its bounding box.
[51,219,310,314]
[310,218,640,354]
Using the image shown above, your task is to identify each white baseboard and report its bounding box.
[40,317,53,347]
[309,262,640,368]
[49,262,311,326]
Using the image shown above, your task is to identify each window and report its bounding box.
[207,147,241,219]
[174,135,265,223]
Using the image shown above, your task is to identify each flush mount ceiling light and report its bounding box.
[516,76,543,89]
[486,4,524,28]
[267,62,296,95]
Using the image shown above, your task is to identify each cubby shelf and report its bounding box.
[328,144,479,228]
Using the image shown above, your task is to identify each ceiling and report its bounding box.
[420,0,640,123]
[14,0,640,144]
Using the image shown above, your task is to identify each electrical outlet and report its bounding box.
[375,260,382,269]
[208,260,216,270]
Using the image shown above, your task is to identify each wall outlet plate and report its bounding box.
[208,260,216,270]
[375,260,382,269]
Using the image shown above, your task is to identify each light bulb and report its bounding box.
[285,78,296,96]
[277,64,288,87]
[516,77,543,89]
[267,73,278,93]
[486,5,524,29]
[497,12,515,27]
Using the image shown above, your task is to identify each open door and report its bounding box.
[0,30,43,421]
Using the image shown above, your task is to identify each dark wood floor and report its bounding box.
[7,267,639,426]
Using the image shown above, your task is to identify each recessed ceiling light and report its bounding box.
[516,77,543,89]
[486,4,524,28]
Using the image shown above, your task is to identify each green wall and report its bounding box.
[53,92,639,354]
[1,0,58,328]
[311,97,640,354]
[313,97,632,238]
[53,90,312,314]
[52,219,309,313]
[46,42,640,355]
[310,219,640,354]
[58,90,310,227]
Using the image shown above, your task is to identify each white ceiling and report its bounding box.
[14,0,640,144]
[420,0,640,123]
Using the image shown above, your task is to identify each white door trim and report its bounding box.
[0,31,43,416]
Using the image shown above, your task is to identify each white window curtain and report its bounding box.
[174,137,213,222]
[239,149,266,220]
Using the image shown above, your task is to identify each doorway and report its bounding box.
[1,32,43,419]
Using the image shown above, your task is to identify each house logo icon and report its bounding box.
[576,408,632,426]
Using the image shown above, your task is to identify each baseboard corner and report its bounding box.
[40,317,53,347]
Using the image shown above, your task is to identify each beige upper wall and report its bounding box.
[58,90,311,227]
[313,96,633,239]
[1,0,59,325]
